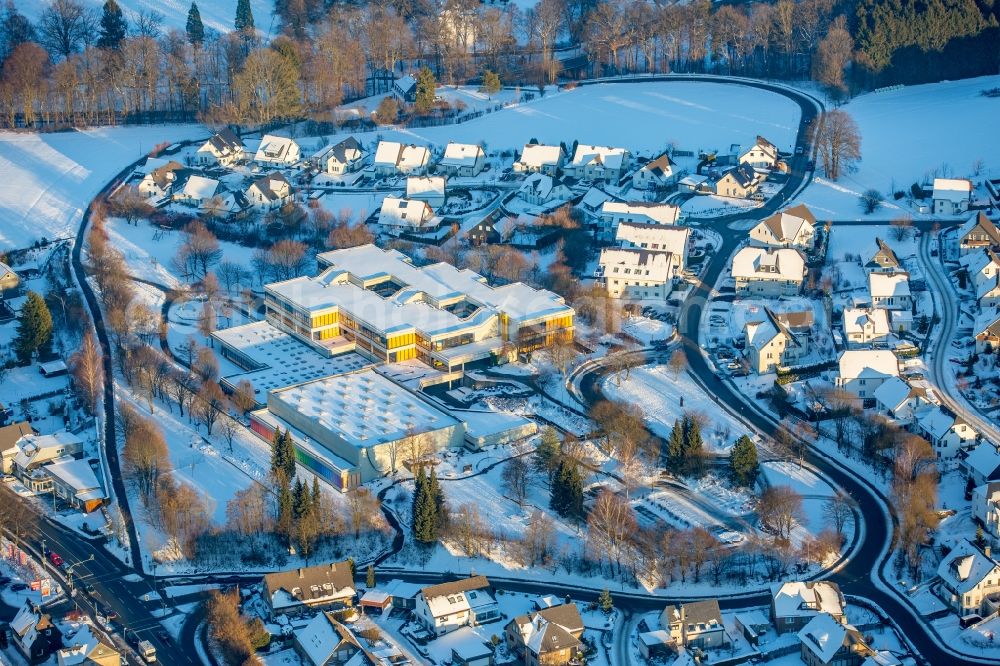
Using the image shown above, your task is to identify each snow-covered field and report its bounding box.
[22,1,273,35]
[794,75,1000,220]
[0,125,204,249]
[340,81,800,156]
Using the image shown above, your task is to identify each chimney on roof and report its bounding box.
[986,545,992,559]
[298,568,305,579]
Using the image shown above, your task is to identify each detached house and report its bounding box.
[863,238,902,274]
[936,539,1000,616]
[373,141,430,176]
[0,260,19,291]
[873,376,933,425]
[415,576,499,636]
[263,560,356,617]
[843,307,890,348]
[320,137,366,175]
[965,249,1000,308]
[632,153,677,190]
[771,581,846,634]
[505,602,584,666]
[973,481,1000,540]
[378,197,436,235]
[739,135,780,169]
[564,144,631,183]
[835,350,899,399]
[660,599,727,649]
[715,164,759,198]
[965,442,1000,488]
[137,160,186,199]
[596,249,677,301]
[438,142,486,176]
[517,173,572,206]
[246,172,293,210]
[513,143,564,176]
[406,176,447,208]
[744,308,807,374]
[798,614,872,666]
[869,272,912,311]
[932,177,973,215]
[255,134,301,166]
[731,247,806,297]
[10,601,62,664]
[960,212,1000,255]
[597,200,681,242]
[174,174,223,207]
[57,624,119,666]
[975,311,1000,354]
[195,128,245,167]
[614,221,689,273]
[293,612,375,666]
[917,405,979,458]
[749,204,817,250]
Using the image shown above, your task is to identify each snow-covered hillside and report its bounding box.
[23,0,274,36]
[795,75,1000,219]
[0,125,205,249]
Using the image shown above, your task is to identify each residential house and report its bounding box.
[936,539,1000,616]
[873,376,933,425]
[771,581,846,634]
[863,238,902,274]
[0,420,33,473]
[965,442,1000,488]
[975,311,1000,354]
[597,200,681,241]
[744,309,807,374]
[632,153,676,190]
[174,174,222,207]
[374,141,430,176]
[10,431,84,486]
[564,144,631,183]
[513,144,564,176]
[45,457,107,512]
[56,624,119,666]
[869,272,912,311]
[415,576,499,636]
[661,599,726,649]
[678,174,708,193]
[714,164,758,198]
[918,405,979,459]
[505,602,584,666]
[973,481,1000,540]
[517,173,572,206]
[614,221,689,273]
[246,173,293,210]
[976,274,1000,310]
[263,561,356,617]
[378,197,436,235]
[575,187,615,222]
[843,307,890,348]
[406,176,447,208]
[596,249,676,301]
[835,350,899,399]
[731,247,806,297]
[798,614,872,666]
[749,205,817,250]
[448,629,495,666]
[932,178,973,215]
[136,160,185,199]
[293,612,375,666]
[393,75,416,102]
[254,134,301,166]
[0,261,18,291]
[739,135,780,169]
[438,142,486,177]
[965,249,1000,308]
[959,212,1000,256]
[10,601,62,664]
[195,129,245,167]
[321,137,367,175]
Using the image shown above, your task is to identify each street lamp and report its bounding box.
[64,554,95,596]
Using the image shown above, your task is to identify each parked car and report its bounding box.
[10,582,27,591]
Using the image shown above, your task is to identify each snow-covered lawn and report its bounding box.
[0,125,205,249]
[794,75,1000,220]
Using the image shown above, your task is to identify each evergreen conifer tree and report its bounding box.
[414,66,436,114]
[366,565,376,589]
[598,587,613,613]
[311,476,321,507]
[729,435,759,486]
[534,426,560,483]
[14,291,52,364]
[666,419,684,468]
[97,0,127,50]
[186,2,204,47]
[235,0,255,33]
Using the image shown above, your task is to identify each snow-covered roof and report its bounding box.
[862,651,903,666]
[265,561,356,611]
[247,172,291,201]
[679,174,707,187]
[615,220,688,255]
[420,576,494,619]
[406,176,446,199]
[798,613,851,663]
[321,136,365,165]
[577,186,614,210]
[381,579,422,599]
[518,172,569,201]
[255,134,299,162]
[360,590,391,605]
[771,581,844,619]
[517,143,563,169]
[639,153,674,179]
[837,350,899,382]
[960,212,1000,245]
[180,175,220,201]
[9,601,38,638]
[39,360,67,374]
[932,177,973,202]
[374,141,429,169]
[937,539,1000,594]
[602,200,681,226]
[440,142,484,168]
[745,318,783,351]
[598,248,676,284]
[975,310,1000,340]
[966,442,1000,481]
[294,612,343,665]
[873,376,915,413]
[12,431,84,470]
[45,458,102,493]
[731,247,805,282]
[843,307,889,337]
[378,197,435,229]
[638,629,673,647]
[752,205,815,244]
[918,405,966,440]
[438,626,492,659]
[869,271,910,299]
[569,144,629,171]
[58,624,117,665]
[740,135,779,161]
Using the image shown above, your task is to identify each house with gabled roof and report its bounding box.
[0,260,18,291]
[731,247,806,297]
[174,174,223,207]
[517,173,572,206]
[973,481,1000,540]
[661,599,727,649]
[320,136,366,175]
[873,376,933,425]
[564,144,631,183]
[255,134,301,166]
[614,220,689,273]
[632,153,677,190]
[749,204,817,250]
[513,143,564,176]
[714,164,759,198]
[959,212,1000,255]
[0,421,34,473]
[293,611,376,666]
[57,623,119,666]
[10,601,62,664]
[596,248,677,301]
[415,576,499,636]
[843,306,890,348]
[932,177,973,216]
[864,238,902,274]
[771,581,845,634]
[739,135,780,169]
[918,405,979,458]
[835,350,899,399]
[438,142,486,177]
[505,602,584,665]
[798,614,872,666]
[374,141,430,176]
[965,442,1000,488]
[263,560,356,617]
[246,172,293,210]
[936,539,1000,615]
[406,176,446,208]
[744,308,807,374]
[195,128,245,167]
[869,272,912,311]
[975,311,1000,354]
[378,197,436,235]
[137,160,186,199]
